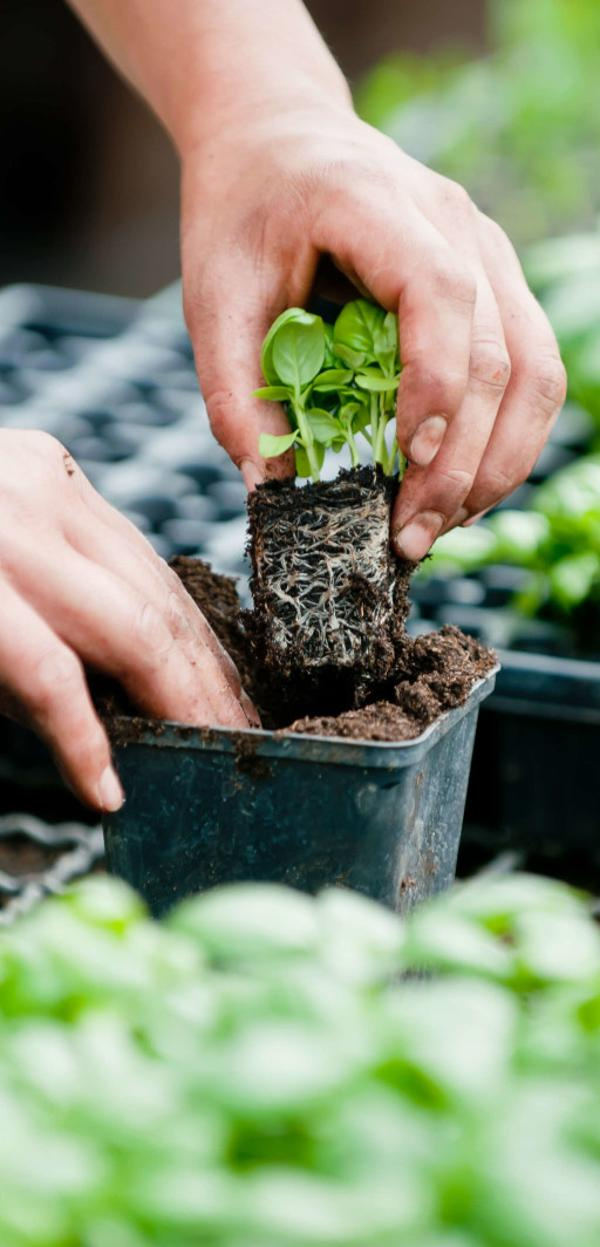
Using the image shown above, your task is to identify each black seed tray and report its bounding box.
[0,813,104,925]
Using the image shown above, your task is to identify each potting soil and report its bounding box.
[170,556,495,743]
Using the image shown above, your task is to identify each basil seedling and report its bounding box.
[255,300,402,481]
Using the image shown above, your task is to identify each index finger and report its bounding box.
[184,256,299,490]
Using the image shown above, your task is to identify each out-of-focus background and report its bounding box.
[3,0,599,296]
[2,0,487,295]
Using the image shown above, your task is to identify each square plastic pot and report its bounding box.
[465,650,600,864]
[102,670,497,917]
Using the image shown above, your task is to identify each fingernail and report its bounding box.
[240,458,265,492]
[97,766,124,812]
[409,415,447,467]
[393,511,445,560]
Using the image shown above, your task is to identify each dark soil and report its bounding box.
[99,471,495,745]
[170,556,495,743]
[289,628,494,740]
[245,466,415,718]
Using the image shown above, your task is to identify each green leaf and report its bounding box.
[258,431,299,458]
[270,314,326,389]
[311,368,354,392]
[355,369,400,393]
[306,409,343,445]
[260,308,314,384]
[253,385,293,402]
[333,299,386,364]
[333,341,368,369]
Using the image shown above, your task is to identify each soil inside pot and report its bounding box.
[166,556,495,743]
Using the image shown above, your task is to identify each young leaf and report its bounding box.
[258,430,299,458]
[271,315,326,390]
[333,299,386,364]
[311,368,354,392]
[333,341,368,370]
[306,409,343,445]
[374,311,399,373]
[355,370,400,392]
[254,385,293,402]
[260,308,316,385]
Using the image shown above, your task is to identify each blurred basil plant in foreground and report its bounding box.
[1,873,600,1245]
[358,0,600,248]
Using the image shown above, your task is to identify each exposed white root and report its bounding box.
[253,486,394,670]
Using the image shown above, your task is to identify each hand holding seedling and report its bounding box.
[0,432,258,811]
[70,0,565,562]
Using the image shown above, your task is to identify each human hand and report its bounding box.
[0,431,258,811]
[182,101,566,559]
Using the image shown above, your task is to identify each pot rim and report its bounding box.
[109,665,499,771]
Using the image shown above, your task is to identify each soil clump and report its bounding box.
[172,555,495,743]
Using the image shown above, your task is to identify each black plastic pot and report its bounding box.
[102,670,497,917]
[465,650,600,866]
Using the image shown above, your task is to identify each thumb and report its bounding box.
[184,270,295,489]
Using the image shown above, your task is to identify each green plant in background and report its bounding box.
[525,226,600,439]
[256,301,401,481]
[427,454,600,628]
[1,873,600,1245]
[358,0,600,249]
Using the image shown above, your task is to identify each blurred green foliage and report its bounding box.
[358,0,600,246]
[428,453,600,627]
[1,873,600,1245]
[525,228,600,430]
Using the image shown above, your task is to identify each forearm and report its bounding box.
[67,0,351,154]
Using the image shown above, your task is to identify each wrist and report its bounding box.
[176,67,353,164]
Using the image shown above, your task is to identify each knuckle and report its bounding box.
[469,342,512,392]
[437,177,473,217]
[471,464,520,509]
[31,647,81,715]
[478,211,514,255]
[437,466,474,495]
[429,465,474,513]
[429,260,477,308]
[134,600,174,664]
[402,356,468,416]
[71,721,110,775]
[531,357,568,410]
